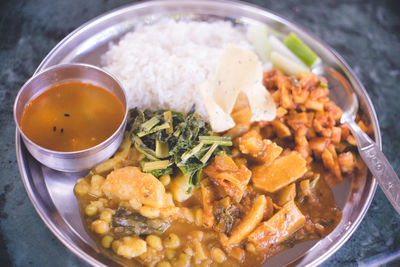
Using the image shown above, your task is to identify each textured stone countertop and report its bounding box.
[1,0,399,266]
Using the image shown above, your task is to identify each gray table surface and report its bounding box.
[1,0,399,266]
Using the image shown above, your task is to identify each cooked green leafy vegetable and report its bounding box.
[127,107,232,185]
[214,197,239,235]
[112,208,170,237]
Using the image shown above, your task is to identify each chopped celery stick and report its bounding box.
[173,122,184,137]
[156,140,169,158]
[181,142,204,162]
[137,122,170,137]
[142,160,170,172]
[199,136,232,146]
[141,117,160,132]
[270,51,309,76]
[269,35,306,66]
[199,135,231,141]
[284,32,319,67]
[153,122,170,131]
[247,23,270,62]
[164,111,173,134]
[137,131,150,137]
[200,143,218,163]
[132,135,158,160]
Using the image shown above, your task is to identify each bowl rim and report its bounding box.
[13,62,129,156]
[15,0,381,266]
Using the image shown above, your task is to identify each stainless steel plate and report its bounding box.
[15,0,381,266]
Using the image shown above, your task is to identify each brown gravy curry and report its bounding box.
[73,70,368,266]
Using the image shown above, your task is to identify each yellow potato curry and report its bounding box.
[74,69,368,267]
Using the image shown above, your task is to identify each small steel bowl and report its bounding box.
[14,63,128,172]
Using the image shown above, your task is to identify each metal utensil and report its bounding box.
[313,66,400,214]
[14,63,128,172]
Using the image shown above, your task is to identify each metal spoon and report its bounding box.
[313,66,400,214]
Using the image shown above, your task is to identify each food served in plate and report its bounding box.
[73,19,370,266]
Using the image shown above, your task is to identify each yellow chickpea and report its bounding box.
[194,208,203,227]
[159,174,171,187]
[231,247,245,262]
[193,239,207,262]
[140,206,160,219]
[156,261,172,267]
[90,175,105,197]
[164,193,174,207]
[100,209,113,223]
[146,235,163,251]
[183,247,194,257]
[101,235,114,248]
[115,236,147,259]
[174,253,190,267]
[85,204,98,216]
[211,247,226,263]
[163,233,180,249]
[165,249,176,260]
[128,198,142,210]
[245,242,256,254]
[91,219,110,234]
[112,240,120,253]
[189,231,204,241]
[90,199,106,211]
[74,179,90,195]
[91,174,105,187]
[182,208,194,223]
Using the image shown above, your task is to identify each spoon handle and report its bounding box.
[348,121,400,214]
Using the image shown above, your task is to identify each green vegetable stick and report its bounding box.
[270,51,309,76]
[199,136,232,146]
[181,142,204,162]
[163,111,173,134]
[142,160,170,172]
[141,117,160,132]
[200,143,219,164]
[284,32,319,67]
[132,135,159,161]
[137,122,170,137]
[156,140,169,158]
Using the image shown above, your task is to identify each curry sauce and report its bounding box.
[20,82,125,152]
[73,70,367,266]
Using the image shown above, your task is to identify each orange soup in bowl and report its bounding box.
[20,81,125,152]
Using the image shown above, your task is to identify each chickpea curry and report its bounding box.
[74,69,368,267]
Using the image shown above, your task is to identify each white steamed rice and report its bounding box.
[102,19,253,118]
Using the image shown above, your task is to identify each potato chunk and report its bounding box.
[277,183,296,206]
[169,172,193,202]
[200,179,216,228]
[204,153,251,203]
[102,166,166,208]
[338,151,355,174]
[222,195,266,247]
[252,152,307,193]
[238,130,282,164]
[248,200,305,249]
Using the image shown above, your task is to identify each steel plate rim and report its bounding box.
[15,130,109,267]
[15,0,381,266]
